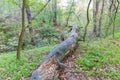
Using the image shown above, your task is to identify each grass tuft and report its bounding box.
[0,45,54,80]
[76,32,120,79]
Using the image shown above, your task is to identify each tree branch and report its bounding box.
[32,0,51,20]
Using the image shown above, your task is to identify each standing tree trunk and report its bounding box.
[17,0,26,60]
[83,0,92,41]
[65,0,74,27]
[93,0,100,37]
[112,0,119,38]
[105,0,114,37]
[97,0,105,37]
[53,0,57,26]
[26,1,36,45]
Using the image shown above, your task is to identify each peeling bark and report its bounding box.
[30,25,79,80]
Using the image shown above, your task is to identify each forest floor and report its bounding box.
[24,45,99,80]
[57,46,98,80]
[57,36,120,80]
[35,32,120,80]
[25,36,120,80]
[1,32,120,80]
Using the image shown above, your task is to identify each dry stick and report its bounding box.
[83,0,92,42]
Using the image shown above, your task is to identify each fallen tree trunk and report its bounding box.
[30,25,79,80]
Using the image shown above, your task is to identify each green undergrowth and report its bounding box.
[76,32,120,80]
[0,45,54,80]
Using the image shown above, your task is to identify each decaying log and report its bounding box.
[30,25,79,80]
